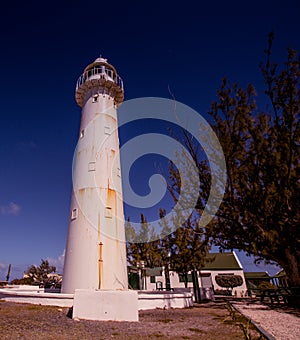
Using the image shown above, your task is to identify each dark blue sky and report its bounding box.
[0,0,299,279]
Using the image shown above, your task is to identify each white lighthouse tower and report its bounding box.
[62,57,138,321]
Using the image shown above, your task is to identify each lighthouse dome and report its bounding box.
[83,57,117,78]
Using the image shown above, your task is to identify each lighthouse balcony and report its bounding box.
[76,65,124,91]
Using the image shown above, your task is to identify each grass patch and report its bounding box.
[223,319,235,325]
[0,301,262,340]
[212,316,223,321]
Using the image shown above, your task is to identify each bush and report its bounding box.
[257,281,277,289]
[215,275,243,289]
[10,277,34,285]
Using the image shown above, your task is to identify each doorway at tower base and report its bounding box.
[72,289,139,321]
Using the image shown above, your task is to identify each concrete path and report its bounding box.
[233,301,300,340]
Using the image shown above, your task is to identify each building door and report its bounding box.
[200,273,213,288]
[128,272,140,290]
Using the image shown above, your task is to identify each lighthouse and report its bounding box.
[62,57,138,321]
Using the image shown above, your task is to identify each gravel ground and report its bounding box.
[233,301,300,340]
[0,300,254,340]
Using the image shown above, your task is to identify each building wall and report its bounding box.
[144,270,200,291]
[202,270,248,297]
[142,269,247,297]
[143,274,164,291]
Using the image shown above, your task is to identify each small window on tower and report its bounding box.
[104,126,111,135]
[88,162,96,172]
[92,95,98,103]
[71,208,78,220]
[80,129,85,138]
[105,206,112,218]
[117,167,121,177]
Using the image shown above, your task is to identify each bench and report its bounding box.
[250,287,300,306]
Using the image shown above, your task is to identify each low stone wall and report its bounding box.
[0,287,193,312]
[138,291,193,310]
[172,287,214,301]
[0,288,73,307]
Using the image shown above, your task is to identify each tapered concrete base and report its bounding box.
[73,289,139,321]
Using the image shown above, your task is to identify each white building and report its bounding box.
[136,252,248,298]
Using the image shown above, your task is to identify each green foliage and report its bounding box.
[169,217,210,287]
[206,33,300,286]
[126,119,212,290]
[165,139,212,287]
[257,281,277,290]
[126,207,210,290]
[215,275,243,289]
[126,214,161,269]
[127,34,300,289]
[239,319,254,340]
[24,259,56,286]
[10,277,34,285]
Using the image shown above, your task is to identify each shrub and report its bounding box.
[257,281,277,289]
[215,275,243,289]
[10,277,34,285]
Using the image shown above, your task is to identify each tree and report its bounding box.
[126,207,211,295]
[168,218,210,283]
[166,131,212,297]
[25,259,56,287]
[126,214,162,290]
[205,34,300,287]
[126,119,212,295]
[126,214,161,269]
